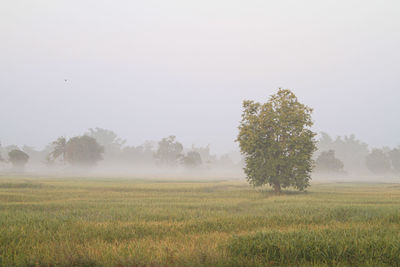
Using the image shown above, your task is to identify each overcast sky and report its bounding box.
[1,0,399,153]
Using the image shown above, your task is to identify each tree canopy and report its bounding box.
[86,128,126,161]
[366,149,391,174]
[154,136,183,166]
[182,151,202,168]
[389,148,400,173]
[315,150,344,173]
[64,136,104,166]
[48,136,104,166]
[8,149,29,168]
[48,137,67,164]
[0,146,3,162]
[237,89,316,193]
[316,132,369,174]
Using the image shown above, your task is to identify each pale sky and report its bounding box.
[1,0,399,153]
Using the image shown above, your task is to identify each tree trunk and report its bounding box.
[273,182,281,194]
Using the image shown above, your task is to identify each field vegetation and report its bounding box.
[1,177,400,266]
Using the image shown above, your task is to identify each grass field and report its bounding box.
[1,176,400,266]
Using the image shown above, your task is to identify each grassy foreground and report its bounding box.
[0,177,400,266]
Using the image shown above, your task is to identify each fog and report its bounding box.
[1,1,399,180]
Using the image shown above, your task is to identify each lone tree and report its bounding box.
[237,89,317,193]
[315,150,344,173]
[8,149,29,169]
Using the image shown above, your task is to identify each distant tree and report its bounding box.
[315,150,344,173]
[191,144,217,164]
[317,132,334,153]
[121,141,156,165]
[316,132,369,174]
[8,149,29,169]
[85,128,125,160]
[5,145,19,153]
[86,128,125,147]
[182,151,202,168]
[64,136,104,166]
[0,143,4,162]
[366,149,391,174]
[48,137,67,164]
[155,136,183,166]
[389,148,400,173]
[237,89,317,193]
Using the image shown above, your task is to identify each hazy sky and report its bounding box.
[1,0,399,153]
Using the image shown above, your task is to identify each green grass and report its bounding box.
[0,177,399,266]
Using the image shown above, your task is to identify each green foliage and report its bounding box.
[86,128,126,148]
[366,149,391,174]
[8,149,29,168]
[182,151,202,168]
[237,89,317,193]
[155,136,183,166]
[190,145,217,165]
[86,128,126,160]
[48,136,67,163]
[48,136,104,166]
[120,141,155,165]
[65,136,104,166]
[315,150,344,173]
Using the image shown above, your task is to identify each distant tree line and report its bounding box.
[47,135,104,166]
[0,129,242,172]
[315,132,400,175]
[1,129,399,177]
[1,88,398,198]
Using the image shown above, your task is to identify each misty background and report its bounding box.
[1,0,399,177]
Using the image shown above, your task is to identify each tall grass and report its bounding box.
[0,177,399,266]
[228,227,400,266]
